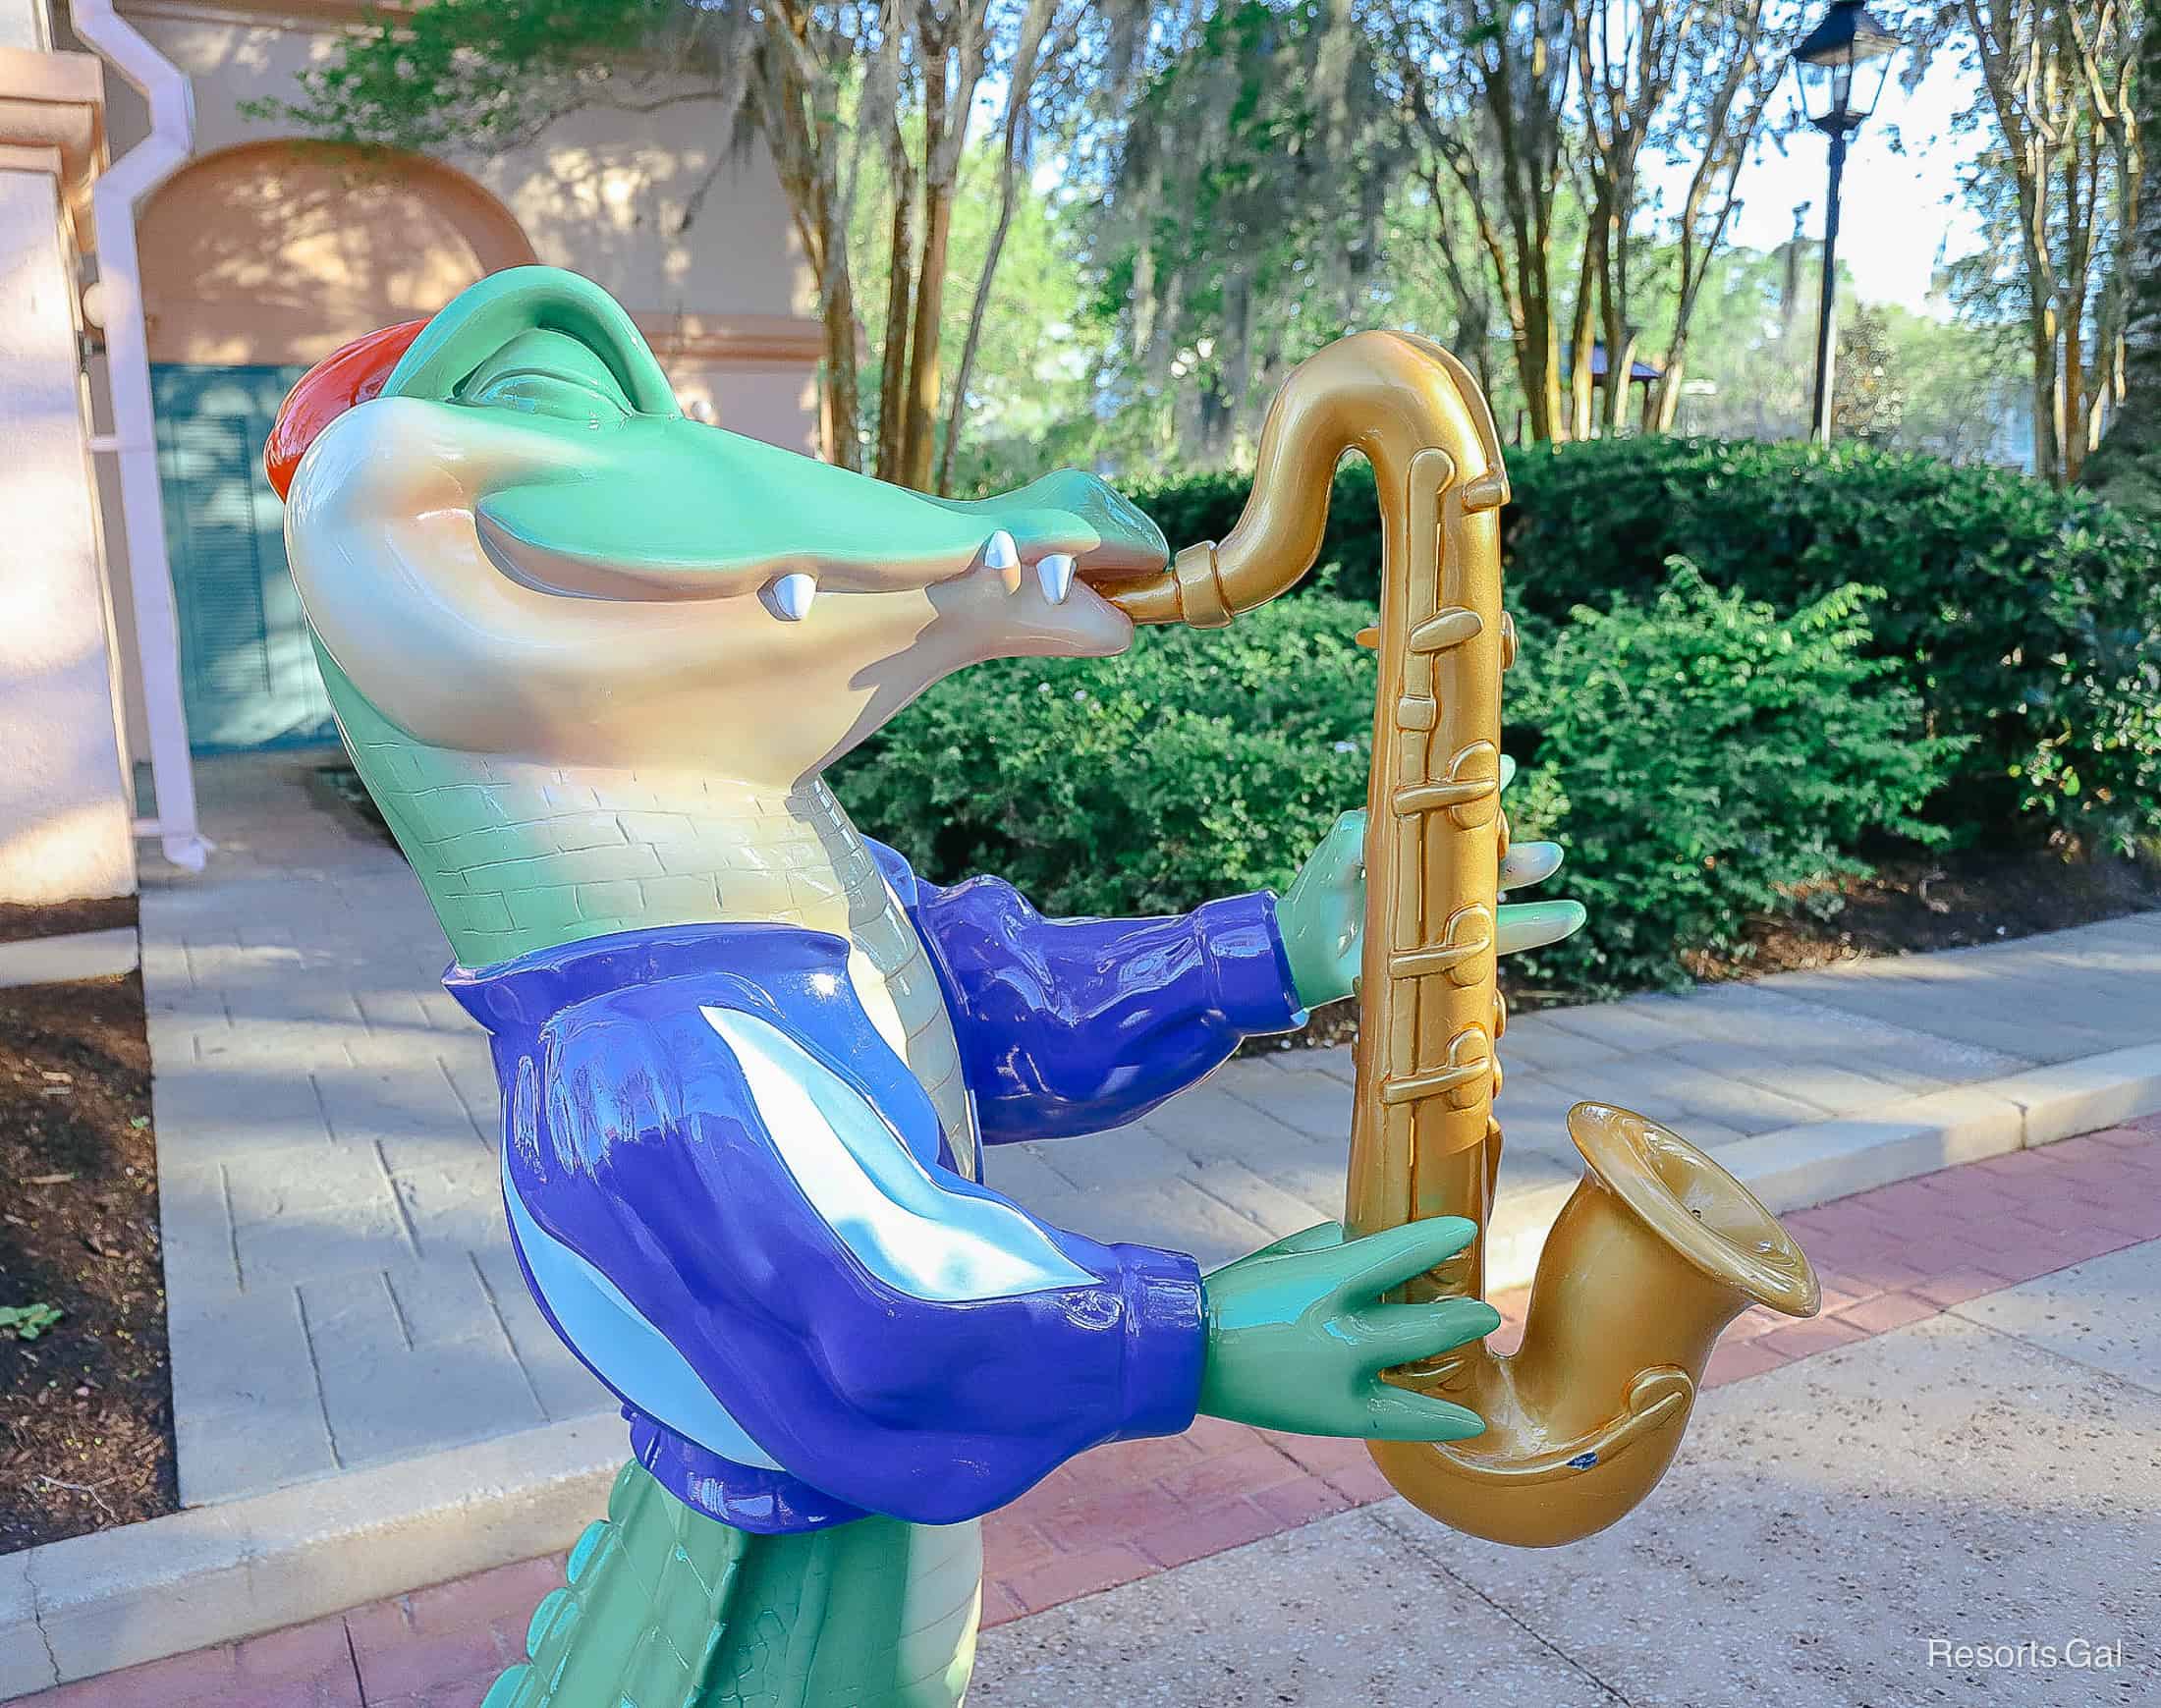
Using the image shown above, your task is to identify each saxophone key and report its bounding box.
[1407,607,1483,653]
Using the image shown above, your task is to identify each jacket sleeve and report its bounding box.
[907,870,1307,1142]
[509,981,1207,1527]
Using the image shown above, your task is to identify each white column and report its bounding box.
[0,13,134,904]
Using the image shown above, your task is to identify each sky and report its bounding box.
[1665,46,1989,315]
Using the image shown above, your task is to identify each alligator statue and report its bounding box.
[266,266,1584,1706]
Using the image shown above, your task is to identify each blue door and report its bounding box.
[151,364,338,752]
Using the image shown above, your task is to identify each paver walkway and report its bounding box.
[29,1116,2161,1706]
[143,751,2161,1509]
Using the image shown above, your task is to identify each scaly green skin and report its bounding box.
[483,1464,978,1708]
[282,267,1591,1707]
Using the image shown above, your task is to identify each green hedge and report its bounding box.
[1127,440,2161,853]
[1504,563,1960,991]
[838,596,1374,917]
[836,564,1960,993]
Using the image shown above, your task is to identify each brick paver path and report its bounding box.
[37,1115,2161,1707]
[145,752,2161,1506]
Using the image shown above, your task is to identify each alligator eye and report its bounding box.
[464,369,630,428]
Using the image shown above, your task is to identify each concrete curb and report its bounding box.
[0,928,139,990]
[1475,1042,2161,1295]
[0,1414,620,1700]
[6,1044,2159,1700]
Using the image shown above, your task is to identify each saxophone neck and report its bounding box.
[1104,331,1509,630]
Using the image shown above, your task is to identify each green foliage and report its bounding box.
[1504,563,1963,992]
[1831,303,1906,446]
[242,0,691,154]
[1135,438,2161,852]
[1073,0,1407,467]
[833,596,1376,917]
[838,565,1958,996]
[0,1302,63,1342]
[1501,438,2161,852]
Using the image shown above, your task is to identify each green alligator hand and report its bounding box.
[1196,1219,1498,1440]
[1276,755,1589,1011]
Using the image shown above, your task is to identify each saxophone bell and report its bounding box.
[1106,332,1821,1548]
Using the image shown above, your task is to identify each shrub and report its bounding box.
[835,595,1375,917]
[1131,439,2161,852]
[1505,561,1964,992]
[1503,438,2161,853]
[839,564,1959,997]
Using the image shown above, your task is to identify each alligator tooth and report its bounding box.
[768,573,817,622]
[982,529,1020,571]
[1036,553,1076,605]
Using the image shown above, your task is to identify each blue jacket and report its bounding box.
[447,843,1304,1532]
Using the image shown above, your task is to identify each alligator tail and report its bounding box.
[482,1460,749,1707]
[480,1460,981,1708]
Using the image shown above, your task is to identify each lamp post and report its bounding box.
[1792,0,1900,443]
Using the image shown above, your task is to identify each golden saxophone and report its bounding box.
[1104,332,1822,1547]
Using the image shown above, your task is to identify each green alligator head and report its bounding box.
[284,266,1169,794]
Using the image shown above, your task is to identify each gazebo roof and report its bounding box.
[1586,343,1664,384]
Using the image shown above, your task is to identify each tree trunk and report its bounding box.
[1400,13,1569,442]
[1653,347,1687,432]
[896,39,952,492]
[900,181,953,490]
[1604,337,1635,436]
[752,10,865,470]
[938,117,1025,495]
[936,0,1052,496]
[2082,13,2158,514]
[1600,234,1631,434]
[2032,300,2064,485]
[2018,133,2064,484]
[1510,167,1563,442]
[2060,144,2094,482]
[1522,283,1561,441]
[799,160,862,470]
[817,246,863,471]
[875,121,917,483]
[1567,203,1600,440]
[1601,173,1635,436]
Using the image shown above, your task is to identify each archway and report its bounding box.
[136,140,535,751]
[140,138,537,365]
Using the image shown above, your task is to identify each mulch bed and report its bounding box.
[0,896,137,947]
[0,971,175,1554]
[1253,845,2161,1053]
[1690,847,2161,977]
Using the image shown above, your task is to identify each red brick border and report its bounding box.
[975,1113,2161,1625]
[24,1115,2161,1706]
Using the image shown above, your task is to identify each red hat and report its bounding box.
[263,318,427,501]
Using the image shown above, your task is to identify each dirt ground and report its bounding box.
[1687,846,2161,977]
[0,971,174,1553]
[1257,846,2161,1054]
[0,896,137,946]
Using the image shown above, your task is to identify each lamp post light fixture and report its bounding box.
[1793,0,1900,443]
